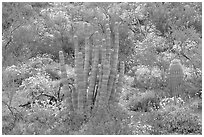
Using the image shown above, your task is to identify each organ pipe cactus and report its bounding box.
[87,36,100,113]
[107,22,120,101]
[76,52,85,113]
[115,61,125,103]
[83,23,91,112]
[59,51,74,112]
[58,22,124,118]
[73,35,79,111]
[168,59,184,97]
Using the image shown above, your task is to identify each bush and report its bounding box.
[75,104,132,135]
[2,54,54,91]
[127,90,160,112]
[128,120,153,135]
[2,54,77,135]
[148,98,202,135]
[132,66,165,90]
[120,86,140,101]
[188,98,202,113]
[123,75,135,87]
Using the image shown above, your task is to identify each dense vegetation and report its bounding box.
[2,2,202,135]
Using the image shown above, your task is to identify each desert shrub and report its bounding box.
[128,120,153,135]
[3,53,69,109]
[2,54,54,90]
[147,97,202,135]
[3,75,77,135]
[183,66,202,90]
[7,106,61,135]
[127,90,161,112]
[77,119,131,135]
[2,69,55,134]
[3,101,85,135]
[188,98,202,113]
[123,75,135,87]
[2,65,26,91]
[2,64,32,135]
[22,105,86,135]
[75,104,132,135]
[120,86,140,101]
[127,97,201,135]
[159,97,185,108]
[179,66,202,99]
[132,66,165,90]
[2,54,77,135]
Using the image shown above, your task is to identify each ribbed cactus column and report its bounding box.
[91,42,106,115]
[168,59,184,97]
[107,22,119,102]
[101,39,107,66]
[76,52,85,113]
[70,21,123,120]
[74,34,86,113]
[73,35,79,111]
[106,26,112,62]
[83,23,90,111]
[98,60,111,107]
[109,61,125,104]
[59,51,74,112]
[115,61,125,102]
[97,39,107,97]
[87,32,100,112]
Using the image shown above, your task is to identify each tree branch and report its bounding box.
[2,100,20,115]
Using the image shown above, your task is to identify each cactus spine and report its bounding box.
[168,59,184,97]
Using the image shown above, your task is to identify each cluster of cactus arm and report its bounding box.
[58,22,125,117]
